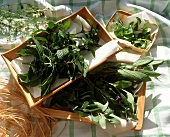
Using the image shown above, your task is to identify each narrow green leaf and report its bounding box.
[99,114,106,129]
[35,36,48,43]
[112,80,132,89]
[81,101,89,109]
[94,101,109,112]
[122,89,135,112]
[32,29,49,36]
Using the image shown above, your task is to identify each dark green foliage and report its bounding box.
[16,19,101,96]
[50,56,163,129]
[110,17,152,49]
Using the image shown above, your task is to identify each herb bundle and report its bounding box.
[49,56,163,129]
[16,19,101,96]
[108,17,152,49]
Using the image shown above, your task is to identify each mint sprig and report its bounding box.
[108,17,152,49]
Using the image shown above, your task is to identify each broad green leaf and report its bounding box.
[139,69,161,78]
[63,20,71,30]
[48,21,55,29]
[118,69,151,82]
[56,48,69,59]
[149,60,164,70]
[133,56,154,66]
[108,117,120,124]
[98,114,106,129]
[76,61,83,72]
[58,30,65,38]
[91,114,99,123]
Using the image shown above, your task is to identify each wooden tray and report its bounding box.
[106,10,158,53]
[1,6,121,108]
[38,82,146,131]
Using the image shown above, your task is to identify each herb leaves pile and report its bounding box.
[49,56,163,129]
[16,19,101,96]
[108,17,152,49]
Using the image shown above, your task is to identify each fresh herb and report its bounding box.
[108,17,152,49]
[49,56,163,129]
[16,19,101,96]
[0,3,48,42]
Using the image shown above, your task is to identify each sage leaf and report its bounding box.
[94,101,109,112]
[91,114,99,123]
[133,56,153,66]
[112,80,132,89]
[118,69,151,82]
[99,114,106,129]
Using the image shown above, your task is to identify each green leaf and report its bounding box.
[122,89,135,112]
[133,56,154,66]
[32,37,44,58]
[81,101,89,109]
[83,62,89,77]
[118,69,151,82]
[94,101,109,112]
[83,104,100,112]
[48,21,55,29]
[58,30,65,38]
[112,80,132,89]
[149,60,164,70]
[16,48,32,56]
[63,20,71,30]
[98,114,106,129]
[32,29,49,36]
[18,67,41,87]
[91,114,99,123]
[56,48,69,59]
[35,36,48,43]
[139,69,161,78]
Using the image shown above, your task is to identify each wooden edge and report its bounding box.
[1,55,36,107]
[106,10,132,30]
[134,82,146,130]
[37,107,94,124]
